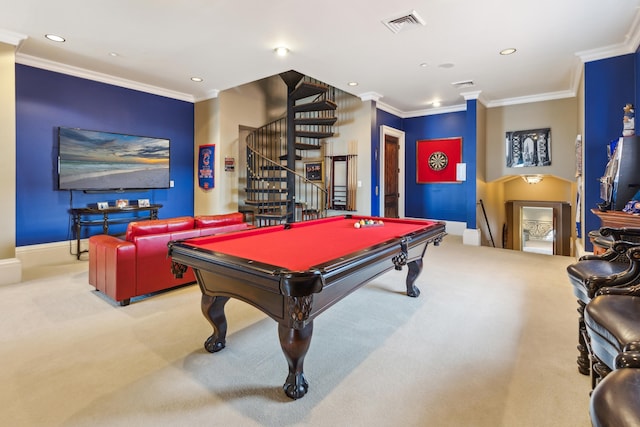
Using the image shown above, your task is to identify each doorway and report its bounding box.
[505,200,572,256]
[379,125,405,218]
[521,206,554,255]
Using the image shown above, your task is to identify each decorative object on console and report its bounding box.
[137,199,150,207]
[116,199,129,208]
[97,202,108,210]
[506,128,551,167]
[416,137,462,183]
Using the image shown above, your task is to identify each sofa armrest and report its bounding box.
[89,234,136,305]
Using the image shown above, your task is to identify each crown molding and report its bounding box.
[194,89,220,103]
[402,103,467,118]
[0,29,27,47]
[486,89,576,108]
[358,91,383,102]
[376,101,405,117]
[576,11,640,63]
[15,53,195,102]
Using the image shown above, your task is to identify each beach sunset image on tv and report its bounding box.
[58,127,170,191]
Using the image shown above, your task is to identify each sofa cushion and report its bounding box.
[195,212,244,228]
[126,216,194,241]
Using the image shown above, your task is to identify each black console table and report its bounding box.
[70,204,162,260]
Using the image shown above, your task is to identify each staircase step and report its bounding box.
[296,130,334,139]
[293,100,337,113]
[295,117,337,126]
[279,154,302,161]
[255,213,288,222]
[250,177,287,182]
[245,188,287,194]
[245,200,288,206]
[279,70,304,89]
[294,142,322,151]
[290,82,329,101]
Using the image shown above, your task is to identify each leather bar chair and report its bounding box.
[590,362,640,427]
[585,290,640,384]
[567,227,640,377]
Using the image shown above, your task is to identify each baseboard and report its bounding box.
[15,240,85,269]
[0,258,22,285]
[462,228,482,246]
[443,221,466,236]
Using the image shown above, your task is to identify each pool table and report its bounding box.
[168,215,446,399]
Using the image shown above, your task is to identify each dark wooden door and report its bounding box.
[384,134,399,218]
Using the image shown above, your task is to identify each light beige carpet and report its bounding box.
[0,236,591,426]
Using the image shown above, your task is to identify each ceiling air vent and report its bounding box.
[382,10,426,34]
[451,80,475,89]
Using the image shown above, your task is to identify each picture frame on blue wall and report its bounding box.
[506,128,551,167]
[97,202,109,210]
[138,199,150,207]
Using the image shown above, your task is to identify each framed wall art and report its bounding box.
[416,137,462,183]
[304,161,324,182]
[506,128,551,167]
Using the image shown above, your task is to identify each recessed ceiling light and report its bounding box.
[348,82,358,87]
[419,62,428,68]
[438,63,455,69]
[274,46,289,57]
[500,48,517,55]
[45,34,65,42]
[191,77,203,82]
[109,52,119,57]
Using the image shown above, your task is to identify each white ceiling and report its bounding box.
[2,0,640,115]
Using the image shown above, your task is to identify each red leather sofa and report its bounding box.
[88,212,250,306]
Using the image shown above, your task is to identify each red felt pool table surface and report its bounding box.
[182,215,439,271]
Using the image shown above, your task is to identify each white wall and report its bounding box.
[194,81,271,215]
[0,42,21,283]
[324,92,373,215]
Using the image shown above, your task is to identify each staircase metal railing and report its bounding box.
[246,116,327,226]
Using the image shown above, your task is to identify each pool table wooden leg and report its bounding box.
[406,259,423,297]
[278,321,313,400]
[201,294,230,353]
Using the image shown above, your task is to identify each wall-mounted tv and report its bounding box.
[57,127,170,191]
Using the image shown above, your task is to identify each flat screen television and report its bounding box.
[57,127,170,191]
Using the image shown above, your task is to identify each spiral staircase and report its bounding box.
[245,71,337,225]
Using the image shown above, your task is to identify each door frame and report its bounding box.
[379,125,405,218]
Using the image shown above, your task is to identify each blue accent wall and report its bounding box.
[584,54,636,250]
[403,111,467,222]
[16,65,194,246]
